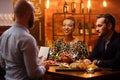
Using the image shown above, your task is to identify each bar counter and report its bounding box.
[42,65,120,80]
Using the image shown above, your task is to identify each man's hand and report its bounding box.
[41,61,50,71]
[92,60,100,65]
[83,59,92,65]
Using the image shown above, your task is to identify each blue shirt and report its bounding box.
[0,23,46,80]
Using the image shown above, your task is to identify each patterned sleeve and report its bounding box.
[48,39,61,61]
[75,40,88,60]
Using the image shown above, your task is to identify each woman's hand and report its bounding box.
[58,53,73,63]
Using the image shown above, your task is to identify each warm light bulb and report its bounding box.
[103,0,107,7]
[87,0,91,9]
[46,0,50,9]
[87,0,91,13]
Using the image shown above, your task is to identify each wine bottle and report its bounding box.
[91,22,96,34]
[78,22,83,34]
[88,44,92,53]
[63,1,68,13]
[85,23,89,35]
[71,0,76,13]
[80,0,84,14]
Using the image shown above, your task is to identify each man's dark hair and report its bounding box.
[97,14,116,29]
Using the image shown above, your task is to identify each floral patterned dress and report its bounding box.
[48,39,88,61]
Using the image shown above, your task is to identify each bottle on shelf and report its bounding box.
[78,21,83,34]
[63,1,68,13]
[80,0,84,14]
[85,23,89,35]
[71,0,76,13]
[91,21,96,34]
[88,44,92,54]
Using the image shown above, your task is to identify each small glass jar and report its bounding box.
[86,67,95,74]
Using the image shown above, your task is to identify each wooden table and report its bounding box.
[42,65,120,80]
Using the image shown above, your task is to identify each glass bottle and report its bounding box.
[80,0,84,14]
[71,0,76,13]
[63,1,68,13]
[88,44,92,54]
[78,22,83,34]
[91,21,96,34]
[85,23,89,35]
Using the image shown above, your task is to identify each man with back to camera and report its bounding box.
[84,14,120,70]
[0,0,49,80]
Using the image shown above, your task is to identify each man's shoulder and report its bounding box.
[118,32,120,37]
[112,32,120,41]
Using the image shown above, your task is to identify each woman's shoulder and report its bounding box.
[53,38,64,44]
[55,38,63,42]
[75,38,84,44]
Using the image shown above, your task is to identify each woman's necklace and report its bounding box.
[64,38,75,45]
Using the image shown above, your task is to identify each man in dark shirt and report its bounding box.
[84,14,120,70]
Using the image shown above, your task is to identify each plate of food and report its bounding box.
[56,61,100,71]
[56,63,81,71]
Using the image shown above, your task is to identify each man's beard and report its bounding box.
[28,19,34,29]
[28,14,34,29]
